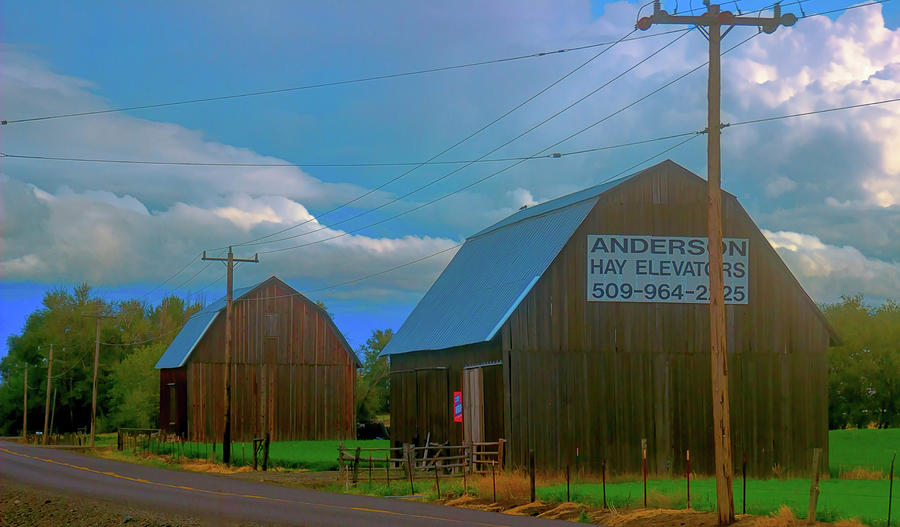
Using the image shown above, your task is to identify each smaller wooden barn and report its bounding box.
[383,160,835,477]
[155,276,360,441]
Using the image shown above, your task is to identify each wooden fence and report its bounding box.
[337,439,506,486]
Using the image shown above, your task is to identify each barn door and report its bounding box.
[462,368,484,444]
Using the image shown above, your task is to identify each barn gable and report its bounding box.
[156,276,359,369]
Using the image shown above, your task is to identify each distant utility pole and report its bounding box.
[22,365,28,440]
[202,246,259,465]
[42,344,53,445]
[637,2,796,524]
[84,308,116,447]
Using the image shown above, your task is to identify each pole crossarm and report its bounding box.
[202,250,259,264]
[637,1,797,32]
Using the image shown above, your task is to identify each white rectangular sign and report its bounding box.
[586,235,749,304]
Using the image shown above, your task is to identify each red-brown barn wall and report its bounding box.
[184,280,356,441]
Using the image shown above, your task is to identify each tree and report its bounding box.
[108,343,167,429]
[824,295,900,429]
[355,329,392,422]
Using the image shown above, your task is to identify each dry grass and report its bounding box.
[646,489,683,509]
[837,466,884,480]
[473,470,533,504]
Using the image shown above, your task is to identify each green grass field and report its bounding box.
[829,428,899,477]
[141,439,389,471]
[539,476,896,525]
[535,429,898,526]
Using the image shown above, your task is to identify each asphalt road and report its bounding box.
[0,441,572,526]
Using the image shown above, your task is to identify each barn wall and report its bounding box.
[159,368,187,436]
[501,163,830,476]
[186,280,356,441]
[389,340,502,448]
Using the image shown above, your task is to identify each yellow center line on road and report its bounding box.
[0,446,508,526]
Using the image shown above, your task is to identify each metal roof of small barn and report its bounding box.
[382,168,648,356]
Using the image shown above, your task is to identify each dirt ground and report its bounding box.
[0,481,272,527]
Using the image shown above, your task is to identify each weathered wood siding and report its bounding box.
[501,163,830,476]
[186,279,356,441]
[389,341,503,448]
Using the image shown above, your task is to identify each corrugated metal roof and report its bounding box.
[382,197,598,355]
[382,170,646,357]
[155,285,255,369]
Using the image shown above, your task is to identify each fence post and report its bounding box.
[352,446,361,485]
[369,452,373,487]
[492,461,497,503]
[433,451,441,498]
[262,432,270,472]
[117,429,122,451]
[462,455,468,495]
[529,449,536,503]
[406,444,415,495]
[807,447,821,525]
[686,450,691,510]
[742,451,747,515]
[386,452,391,488]
[602,457,608,509]
[642,438,648,508]
[336,441,344,478]
[888,452,895,527]
[498,439,505,471]
[566,462,571,502]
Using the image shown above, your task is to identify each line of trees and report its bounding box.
[0,284,202,435]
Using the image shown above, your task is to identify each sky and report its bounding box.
[1,0,899,358]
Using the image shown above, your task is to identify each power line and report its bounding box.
[256,29,745,255]
[239,29,694,250]
[11,93,899,172]
[228,27,647,250]
[0,29,690,126]
[723,97,900,128]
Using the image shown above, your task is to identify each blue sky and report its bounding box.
[2,0,899,357]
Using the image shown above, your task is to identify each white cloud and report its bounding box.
[764,229,900,302]
[0,175,458,296]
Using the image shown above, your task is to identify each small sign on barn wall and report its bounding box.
[586,235,749,304]
[453,391,463,423]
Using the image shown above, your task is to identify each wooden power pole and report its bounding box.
[42,344,53,445]
[85,308,115,447]
[637,3,796,524]
[202,246,258,464]
[22,366,28,440]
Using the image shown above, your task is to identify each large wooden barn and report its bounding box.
[155,276,359,441]
[383,160,835,477]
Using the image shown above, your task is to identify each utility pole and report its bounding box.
[42,344,53,445]
[22,365,28,440]
[84,308,115,447]
[637,3,796,524]
[202,246,259,464]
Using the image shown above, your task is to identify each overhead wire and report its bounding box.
[247,0,886,256]
[239,28,693,250]
[256,28,746,255]
[0,30,691,126]
[227,27,646,249]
